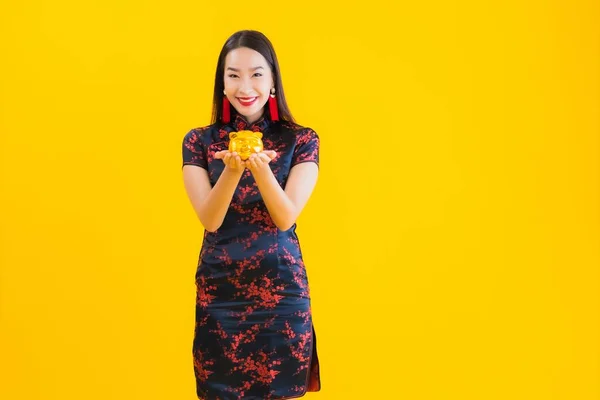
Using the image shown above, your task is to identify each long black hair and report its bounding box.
[210,30,295,124]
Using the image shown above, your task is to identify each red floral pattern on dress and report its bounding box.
[184,113,321,399]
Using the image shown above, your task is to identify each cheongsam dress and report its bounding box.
[181,113,322,400]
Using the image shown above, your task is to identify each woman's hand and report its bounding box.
[214,150,245,173]
[245,150,277,176]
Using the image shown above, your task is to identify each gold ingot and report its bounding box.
[228,130,264,160]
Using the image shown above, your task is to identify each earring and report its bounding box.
[268,87,279,121]
[222,89,230,123]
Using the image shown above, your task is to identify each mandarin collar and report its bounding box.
[232,113,271,132]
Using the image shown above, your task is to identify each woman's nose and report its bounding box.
[238,79,253,94]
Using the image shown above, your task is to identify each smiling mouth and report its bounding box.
[237,97,258,106]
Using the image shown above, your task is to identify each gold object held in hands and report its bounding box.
[229,130,264,160]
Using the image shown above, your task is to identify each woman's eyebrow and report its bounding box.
[226,66,264,72]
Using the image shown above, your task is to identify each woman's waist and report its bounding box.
[205,222,297,241]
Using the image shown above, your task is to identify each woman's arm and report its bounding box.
[252,161,319,231]
[182,152,245,232]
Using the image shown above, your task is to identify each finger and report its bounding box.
[253,154,264,167]
[223,152,231,166]
[249,157,258,170]
[214,150,225,159]
[265,150,277,160]
[257,153,270,163]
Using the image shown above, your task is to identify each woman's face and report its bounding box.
[223,47,274,124]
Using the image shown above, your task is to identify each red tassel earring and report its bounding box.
[222,90,230,123]
[269,87,279,121]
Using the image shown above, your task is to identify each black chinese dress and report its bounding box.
[182,113,321,400]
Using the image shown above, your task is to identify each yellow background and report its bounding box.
[1,0,598,399]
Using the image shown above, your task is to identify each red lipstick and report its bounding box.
[237,97,257,106]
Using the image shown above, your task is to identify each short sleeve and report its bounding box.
[291,128,319,168]
[182,128,207,170]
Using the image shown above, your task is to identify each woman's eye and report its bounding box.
[227,73,262,78]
